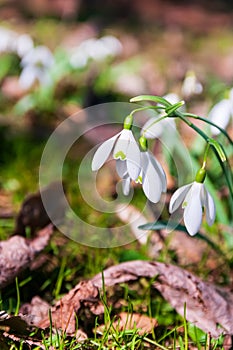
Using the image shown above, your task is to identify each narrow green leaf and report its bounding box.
[130,95,171,107]
[138,221,224,255]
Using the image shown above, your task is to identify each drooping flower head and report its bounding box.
[181,70,203,99]
[114,136,167,203]
[209,88,233,135]
[136,136,167,203]
[19,45,54,90]
[169,168,216,236]
[141,93,182,140]
[91,114,141,181]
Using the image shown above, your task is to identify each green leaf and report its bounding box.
[13,95,36,115]
[188,323,207,344]
[0,53,20,79]
[119,249,148,262]
[139,221,224,255]
[130,95,171,107]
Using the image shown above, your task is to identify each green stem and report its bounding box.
[202,143,210,169]
[15,277,20,316]
[184,113,233,146]
[129,105,165,118]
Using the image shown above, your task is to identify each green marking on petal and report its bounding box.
[136,175,142,184]
[114,151,126,160]
[182,201,188,208]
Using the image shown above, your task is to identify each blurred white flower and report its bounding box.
[141,93,181,139]
[92,128,141,181]
[169,181,216,236]
[16,34,34,58]
[0,27,34,58]
[0,27,18,53]
[70,35,122,69]
[209,89,233,135]
[19,45,54,90]
[181,70,203,99]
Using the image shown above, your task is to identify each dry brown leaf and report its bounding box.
[91,260,233,338]
[23,260,233,339]
[19,296,50,326]
[0,224,53,288]
[97,312,157,336]
[38,280,103,335]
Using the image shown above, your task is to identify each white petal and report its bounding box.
[163,93,180,105]
[122,175,131,195]
[16,34,34,57]
[140,151,149,172]
[209,99,231,135]
[148,152,167,192]
[203,186,216,226]
[116,159,127,178]
[169,183,192,213]
[91,133,120,171]
[142,153,162,203]
[183,182,203,236]
[113,129,130,160]
[37,70,52,87]
[19,66,37,90]
[141,116,163,139]
[126,132,141,180]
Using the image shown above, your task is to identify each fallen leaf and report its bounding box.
[91,260,233,338]
[0,224,53,288]
[97,312,157,336]
[38,280,102,335]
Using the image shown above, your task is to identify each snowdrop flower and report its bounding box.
[16,34,34,58]
[141,93,182,139]
[92,115,141,181]
[169,168,216,236]
[0,27,18,53]
[115,136,167,203]
[115,159,132,196]
[19,45,54,90]
[209,89,233,135]
[181,70,203,99]
[137,136,167,203]
[70,35,122,69]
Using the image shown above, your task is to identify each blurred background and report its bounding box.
[0,0,233,229]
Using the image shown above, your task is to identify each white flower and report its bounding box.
[16,34,34,58]
[141,93,181,139]
[115,159,132,196]
[137,151,167,203]
[92,129,141,181]
[181,70,203,99]
[169,181,216,236]
[0,27,18,53]
[209,89,233,135]
[19,45,54,90]
[70,35,122,69]
[115,150,167,203]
